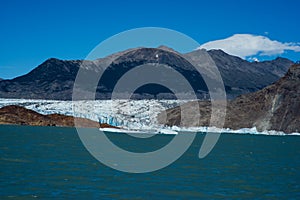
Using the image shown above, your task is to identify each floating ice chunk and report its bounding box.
[157,128,178,135]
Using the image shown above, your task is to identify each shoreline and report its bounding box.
[1,123,299,137]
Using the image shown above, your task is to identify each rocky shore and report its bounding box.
[0,105,114,128]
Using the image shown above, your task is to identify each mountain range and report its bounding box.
[0,47,294,100]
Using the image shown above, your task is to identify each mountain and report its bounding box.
[0,47,294,100]
[97,47,208,99]
[0,105,115,128]
[185,49,293,98]
[157,64,300,133]
[0,58,81,100]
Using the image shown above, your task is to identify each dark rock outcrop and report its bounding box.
[158,64,300,133]
[0,105,114,128]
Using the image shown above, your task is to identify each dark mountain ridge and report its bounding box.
[0,47,294,100]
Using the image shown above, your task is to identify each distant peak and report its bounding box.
[193,48,230,56]
[45,58,61,62]
[207,49,229,55]
[274,57,292,62]
[184,48,207,56]
[157,45,176,52]
[42,57,81,65]
[206,49,245,60]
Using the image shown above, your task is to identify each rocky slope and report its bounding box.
[157,64,300,133]
[0,105,114,128]
[0,47,293,100]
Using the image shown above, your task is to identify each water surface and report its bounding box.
[0,125,299,199]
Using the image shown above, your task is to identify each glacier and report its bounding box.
[0,98,299,136]
[0,98,186,130]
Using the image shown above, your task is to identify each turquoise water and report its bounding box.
[0,125,299,199]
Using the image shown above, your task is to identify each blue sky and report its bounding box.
[1,0,299,79]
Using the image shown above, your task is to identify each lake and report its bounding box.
[0,125,299,199]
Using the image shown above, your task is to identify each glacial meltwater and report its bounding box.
[0,125,299,199]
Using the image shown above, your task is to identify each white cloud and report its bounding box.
[198,34,300,59]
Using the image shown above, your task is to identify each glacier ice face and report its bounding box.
[0,98,186,130]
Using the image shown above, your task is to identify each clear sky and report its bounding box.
[1,0,299,79]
